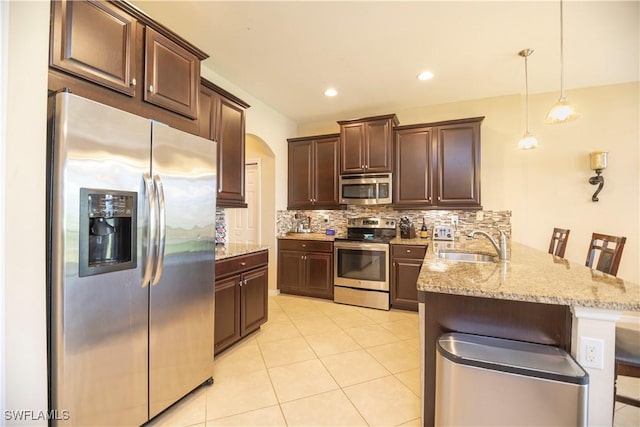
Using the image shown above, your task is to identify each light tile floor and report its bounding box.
[149,294,640,427]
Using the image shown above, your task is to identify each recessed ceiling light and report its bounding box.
[324,88,338,97]
[417,71,434,81]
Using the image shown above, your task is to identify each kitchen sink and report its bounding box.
[436,251,497,263]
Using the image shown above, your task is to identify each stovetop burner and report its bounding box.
[337,217,397,243]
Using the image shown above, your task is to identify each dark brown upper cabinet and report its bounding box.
[49,0,207,123]
[144,27,199,119]
[50,0,138,96]
[436,120,482,207]
[394,117,484,209]
[394,126,435,206]
[338,114,399,174]
[287,134,341,210]
[199,78,250,208]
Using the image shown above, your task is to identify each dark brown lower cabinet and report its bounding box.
[277,239,333,299]
[214,250,268,355]
[391,244,427,311]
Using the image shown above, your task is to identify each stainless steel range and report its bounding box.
[333,217,396,310]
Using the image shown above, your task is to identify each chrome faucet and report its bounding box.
[467,230,509,260]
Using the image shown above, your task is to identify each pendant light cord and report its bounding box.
[559,0,565,98]
[525,54,530,133]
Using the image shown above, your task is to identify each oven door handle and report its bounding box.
[334,241,389,251]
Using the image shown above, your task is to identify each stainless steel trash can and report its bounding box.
[435,333,589,426]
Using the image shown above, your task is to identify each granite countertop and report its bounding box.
[215,242,270,260]
[390,237,431,245]
[277,233,341,242]
[417,239,640,311]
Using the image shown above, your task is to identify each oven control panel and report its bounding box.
[433,225,455,241]
[347,217,396,229]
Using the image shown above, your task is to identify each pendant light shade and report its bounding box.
[518,48,538,150]
[546,96,579,123]
[546,0,580,124]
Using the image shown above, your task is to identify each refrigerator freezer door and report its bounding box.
[148,122,216,417]
[49,92,150,426]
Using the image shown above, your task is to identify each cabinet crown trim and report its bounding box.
[114,0,209,60]
[287,133,340,143]
[394,116,485,131]
[337,113,399,126]
[201,77,250,109]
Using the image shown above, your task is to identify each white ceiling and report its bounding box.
[131,1,639,124]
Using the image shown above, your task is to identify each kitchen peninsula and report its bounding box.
[418,239,640,427]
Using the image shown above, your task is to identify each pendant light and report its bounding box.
[518,49,538,149]
[546,0,580,123]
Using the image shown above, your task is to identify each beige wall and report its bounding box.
[4,0,49,424]
[299,83,640,284]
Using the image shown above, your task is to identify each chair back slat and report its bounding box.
[549,228,570,258]
[585,233,626,276]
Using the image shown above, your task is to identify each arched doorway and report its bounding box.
[225,133,277,291]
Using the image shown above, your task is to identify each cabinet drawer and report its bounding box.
[278,239,333,253]
[216,250,268,278]
[391,244,427,260]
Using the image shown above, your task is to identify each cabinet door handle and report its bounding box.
[239,279,243,287]
[130,78,137,87]
[240,262,246,266]
[437,196,441,201]
[406,249,412,253]
[302,244,306,247]
[148,85,154,93]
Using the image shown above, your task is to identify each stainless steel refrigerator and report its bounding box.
[47,91,216,426]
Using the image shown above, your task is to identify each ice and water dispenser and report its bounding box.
[79,188,137,277]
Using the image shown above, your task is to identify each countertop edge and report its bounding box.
[215,243,270,261]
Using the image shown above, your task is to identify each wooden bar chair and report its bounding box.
[584,233,638,416]
[585,232,626,276]
[614,327,640,409]
[548,228,570,258]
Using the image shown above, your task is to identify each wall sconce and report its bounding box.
[588,151,608,202]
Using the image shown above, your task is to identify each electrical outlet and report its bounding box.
[579,336,604,369]
[451,214,459,228]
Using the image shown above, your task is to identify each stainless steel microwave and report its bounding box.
[339,174,392,205]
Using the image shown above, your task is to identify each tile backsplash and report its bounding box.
[215,208,226,244]
[277,206,511,240]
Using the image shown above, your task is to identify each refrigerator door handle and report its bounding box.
[142,173,157,287]
[151,174,166,285]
